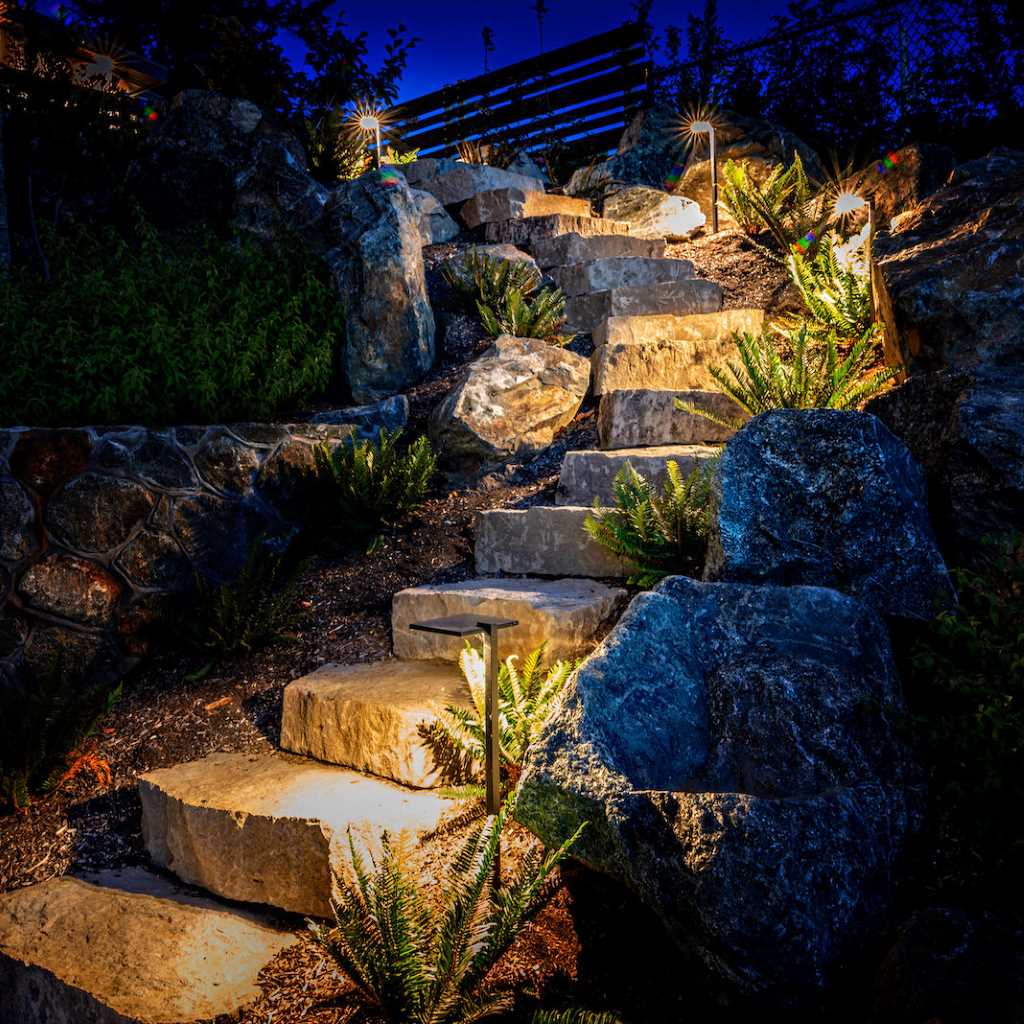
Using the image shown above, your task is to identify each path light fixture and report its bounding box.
[352,103,386,169]
[832,190,875,316]
[686,118,719,234]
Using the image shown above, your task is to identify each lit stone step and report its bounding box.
[140,751,451,918]
[597,388,747,449]
[0,868,296,1024]
[591,309,766,395]
[475,506,628,578]
[550,257,694,297]
[556,446,721,506]
[482,214,630,247]
[280,659,470,788]
[459,187,591,229]
[566,279,723,334]
[392,578,628,662]
[533,231,666,269]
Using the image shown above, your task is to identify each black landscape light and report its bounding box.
[408,613,518,817]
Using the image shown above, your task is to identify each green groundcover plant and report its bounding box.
[0,214,342,427]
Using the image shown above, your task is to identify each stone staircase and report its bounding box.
[0,170,757,1024]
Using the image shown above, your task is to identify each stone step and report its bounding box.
[598,388,747,449]
[392,577,628,663]
[459,187,591,229]
[592,308,765,395]
[533,231,666,269]
[556,446,721,506]
[409,161,544,206]
[0,867,296,1024]
[566,279,723,334]
[549,257,695,297]
[140,751,451,918]
[475,506,628,578]
[281,659,471,788]
[483,214,630,248]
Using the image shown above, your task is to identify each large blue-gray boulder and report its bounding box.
[517,576,921,1002]
[704,409,954,619]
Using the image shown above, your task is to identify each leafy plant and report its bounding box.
[455,138,516,168]
[719,158,792,236]
[903,535,1024,886]
[677,323,899,431]
[439,643,577,780]
[306,109,371,182]
[585,460,714,588]
[478,287,568,344]
[382,146,420,166]
[315,429,436,537]
[531,1013,623,1024]
[186,542,304,659]
[442,249,542,312]
[309,789,585,1024]
[0,664,121,813]
[0,213,341,427]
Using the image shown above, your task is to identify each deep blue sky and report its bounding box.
[286,1,792,102]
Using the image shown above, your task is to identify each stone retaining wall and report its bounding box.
[0,423,351,688]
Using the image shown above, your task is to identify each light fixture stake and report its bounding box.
[708,123,719,234]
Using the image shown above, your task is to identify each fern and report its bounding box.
[677,323,900,430]
[310,789,586,1024]
[442,248,542,312]
[438,643,577,776]
[719,158,789,236]
[315,428,435,536]
[477,286,568,343]
[584,460,714,588]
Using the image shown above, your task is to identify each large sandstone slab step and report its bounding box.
[410,162,544,206]
[392,578,628,662]
[460,187,591,229]
[140,752,451,918]
[475,506,628,578]
[550,257,694,297]
[592,309,765,395]
[280,660,470,788]
[566,280,723,334]
[483,214,630,247]
[556,446,720,506]
[533,231,665,269]
[0,868,296,1024]
[598,389,747,449]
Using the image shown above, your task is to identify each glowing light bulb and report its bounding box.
[358,114,380,132]
[834,191,867,217]
[690,120,713,133]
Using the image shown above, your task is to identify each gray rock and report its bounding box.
[18,555,123,626]
[409,187,460,244]
[459,189,590,230]
[532,232,666,269]
[706,409,955,619]
[566,279,722,334]
[429,336,589,472]
[603,186,705,240]
[517,576,920,999]
[310,394,409,441]
[556,446,719,505]
[322,170,436,402]
[549,257,694,297]
[597,389,745,449]
[482,214,630,248]
[0,477,37,563]
[399,157,460,191]
[414,164,545,207]
[506,151,550,183]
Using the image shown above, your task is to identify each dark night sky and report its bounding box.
[281,1,793,102]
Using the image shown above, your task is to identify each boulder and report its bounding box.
[414,164,545,207]
[705,409,955,619]
[867,368,1024,566]
[429,336,589,472]
[603,186,705,240]
[845,142,956,229]
[400,157,460,191]
[410,188,460,244]
[310,394,409,440]
[873,148,1024,375]
[597,388,745,448]
[459,189,590,230]
[517,575,920,1000]
[506,151,549,183]
[322,170,436,402]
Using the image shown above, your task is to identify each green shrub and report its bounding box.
[439,642,578,779]
[904,535,1024,884]
[719,158,790,236]
[309,789,585,1024]
[676,323,899,430]
[478,286,568,344]
[584,460,713,588]
[0,665,121,813]
[0,214,341,427]
[315,428,435,537]
[185,542,304,660]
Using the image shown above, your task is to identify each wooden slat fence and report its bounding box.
[389,23,650,163]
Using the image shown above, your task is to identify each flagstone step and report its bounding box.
[281,659,471,788]
[592,308,766,395]
[392,577,628,663]
[139,751,452,918]
[556,446,721,506]
[532,231,665,269]
[475,506,628,578]
[598,388,747,449]
[566,279,723,334]
[482,214,630,247]
[0,867,296,1024]
[549,256,695,297]
[459,187,591,229]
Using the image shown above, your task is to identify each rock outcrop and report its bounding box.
[410,188,460,244]
[705,410,954,620]
[518,576,920,1001]
[603,185,705,240]
[429,336,589,473]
